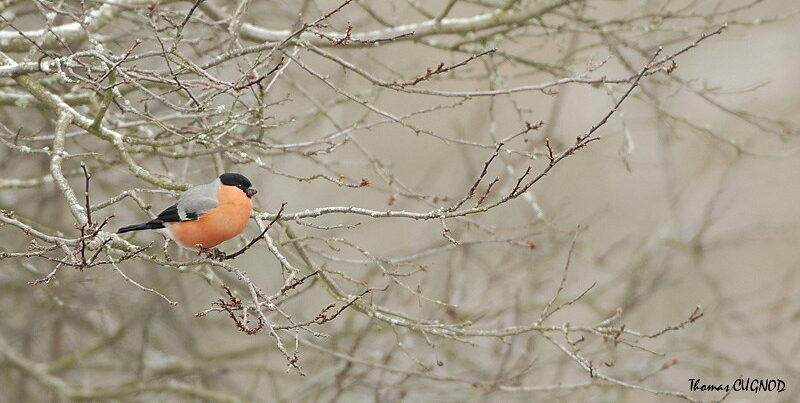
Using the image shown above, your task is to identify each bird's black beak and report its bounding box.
[245,187,258,198]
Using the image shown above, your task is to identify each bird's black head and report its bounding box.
[219,173,257,198]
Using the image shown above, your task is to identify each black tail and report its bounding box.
[117,222,165,234]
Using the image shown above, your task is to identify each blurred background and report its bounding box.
[0,0,798,401]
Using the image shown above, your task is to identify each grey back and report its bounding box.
[177,178,221,220]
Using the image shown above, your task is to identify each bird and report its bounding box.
[117,173,257,250]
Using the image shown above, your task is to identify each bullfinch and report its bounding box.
[117,173,257,249]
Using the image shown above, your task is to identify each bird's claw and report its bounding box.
[198,246,227,260]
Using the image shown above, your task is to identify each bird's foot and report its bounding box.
[198,246,227,260]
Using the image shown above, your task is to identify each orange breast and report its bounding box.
[169,185,252,249]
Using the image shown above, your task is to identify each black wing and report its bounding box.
[117,204,198,234]
[152,204,199,223]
